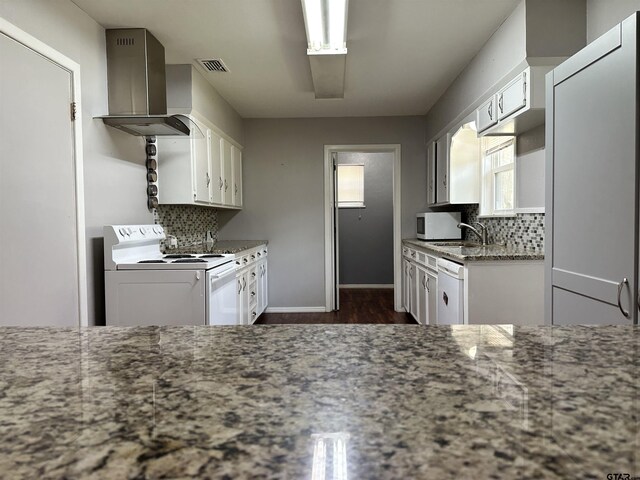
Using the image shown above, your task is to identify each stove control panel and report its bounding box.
[108,225,165,242]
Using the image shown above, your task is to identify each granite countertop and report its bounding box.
[0,325,637,479]
[165,240,268,255]
[404,238,544,262]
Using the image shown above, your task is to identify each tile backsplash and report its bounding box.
[460,205,545,251]
[154,205,218,249]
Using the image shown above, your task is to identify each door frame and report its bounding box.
[324,144,402,312]
[0,18,88,326]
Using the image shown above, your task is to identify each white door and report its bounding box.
[209,130,223,204]
[0,31,83,326]
[426,270,438,325]
[192,122,210,203]
[231,145,242,207]
[221,138,233,205]
[498,72,527,120]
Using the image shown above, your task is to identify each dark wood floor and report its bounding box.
[255,288,417,324]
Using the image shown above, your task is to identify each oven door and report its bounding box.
[206,263,238,325]
[105,270,206,326]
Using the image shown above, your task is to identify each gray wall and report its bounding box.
[166,64,244,144]
[337,152,393,285]
[217,116,427,309]
[587,0,640,42]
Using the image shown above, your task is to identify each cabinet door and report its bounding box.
[426,142,436,205]
[435,135,449,203]
[409,262,419,320]
[402,259,411,313]
[192,126,211,203]
[235,274,244,325]
[221,138,233,205]
[498,71,527,120]
[417,266,428,325]
[477,96,498,133]
[232,145,243,207]
[426,270,438,325]
[209,130,223,204]
[548,25,636,325]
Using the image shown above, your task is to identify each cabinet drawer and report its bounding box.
[416,251,427,266]
[498,72,527,120]
[426,254,438,270]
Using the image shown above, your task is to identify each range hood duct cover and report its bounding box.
[100,28,189,136]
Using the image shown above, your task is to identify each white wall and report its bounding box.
[587,0,640,42]
[217,116,426,309]
[0,0,151,325]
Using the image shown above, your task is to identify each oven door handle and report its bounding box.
[210,263,236,280]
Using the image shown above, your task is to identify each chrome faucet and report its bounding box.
[457,222,489,246]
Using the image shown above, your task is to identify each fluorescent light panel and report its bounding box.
[302,0,348,54]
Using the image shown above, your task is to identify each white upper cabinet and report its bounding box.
[435,134,450,203]
[498,71,527,120]
[429,117,480,206]
[476,96,498,133]
[209,130,223,204]
[192,122,211,204]
[232,145,243,207]
[221,138,234,205]
[157,112,243,209]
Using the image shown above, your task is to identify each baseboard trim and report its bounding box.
[339,284,394,289]
[264,307,327,314]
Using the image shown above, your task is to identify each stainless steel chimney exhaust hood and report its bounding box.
[98,28,189,136]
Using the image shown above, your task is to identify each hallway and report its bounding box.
[255,289,415,325]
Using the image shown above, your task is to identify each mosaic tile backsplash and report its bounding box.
[460,205,545,252]
[154,205,218,250]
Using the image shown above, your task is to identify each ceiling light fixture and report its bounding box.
[301,0,349,99]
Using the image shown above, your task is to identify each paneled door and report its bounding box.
[0,28,85,326]
[547,22,636,325]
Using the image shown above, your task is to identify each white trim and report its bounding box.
[339,284,394,289]
[324,144,402,312]
[0,18,88,327]
[265,307,326,313]
[515,207,545,214]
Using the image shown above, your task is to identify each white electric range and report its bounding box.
[104,225,237,326]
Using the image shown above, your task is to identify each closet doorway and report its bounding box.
[324,145,401,312]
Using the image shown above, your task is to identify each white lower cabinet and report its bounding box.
[235,245,268,325]
[402,242,544,325]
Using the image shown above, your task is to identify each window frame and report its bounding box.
[480,136,516,217]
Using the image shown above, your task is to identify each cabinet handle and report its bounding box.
[243,277,247,290]
[443,174,447,187]
[237,280,242,294]
[488,101,493,120]
[522,72,527,102]
[235,184,238,195]
[498,94,504,113]
[206,172,210,187]
[219,177,223,189]
[426,277,430,292]
[617,278,630,319]
[224,179,228,191]
[252,272,256,278]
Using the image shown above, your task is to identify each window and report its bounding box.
[480,136,515,216]
[337,164,365,208]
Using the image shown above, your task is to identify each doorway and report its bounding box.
[324,145,401,312]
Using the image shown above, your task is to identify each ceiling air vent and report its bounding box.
[198,58,229,73]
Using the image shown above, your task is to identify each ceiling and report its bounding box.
[71,0,519,119]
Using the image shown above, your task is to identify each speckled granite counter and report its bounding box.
[0,325,637,479]
[404,238,544,262]
[164,240,267,255]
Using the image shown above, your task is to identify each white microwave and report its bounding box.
[416,212,461,240]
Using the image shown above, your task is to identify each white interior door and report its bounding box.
[333,152,340,310]
[0,31,82,326]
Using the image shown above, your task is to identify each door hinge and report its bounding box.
[70,102,77,121]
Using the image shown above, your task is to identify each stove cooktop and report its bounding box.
[118,253,234,271]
